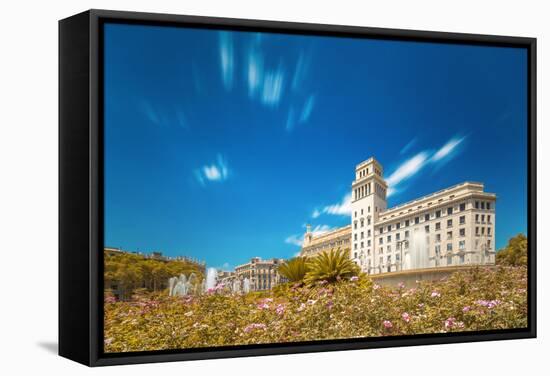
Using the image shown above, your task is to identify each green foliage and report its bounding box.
[304,248,360,285]
[278,257,309,283]
[496,234,528,266]
[104,266,527,352]
[104,251,204,300]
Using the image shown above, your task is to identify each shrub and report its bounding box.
[304,248,360,285]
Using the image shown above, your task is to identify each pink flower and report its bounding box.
[243,323,267,333]
[418,303,425,308]
[431,291,441,298]
[318,280,328,285]
[297,303,306,312]
[383,320,393,329]
[104,296,116,304]
[444,317,456,329]
[373,284,380,290]
[350,276,359,281]
[401,312,411,323]
[462,306,471,313]
[257,303,270,310]
[262,298,274,303]
[326,300,334,310]
[276,304,285,315]
[398,282,405,289]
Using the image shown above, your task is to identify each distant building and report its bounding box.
[234,257,287,291]
[300,157,496,274]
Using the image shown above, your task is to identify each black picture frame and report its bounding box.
[59,9,537,367]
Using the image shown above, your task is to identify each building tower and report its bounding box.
[350,157,388,273]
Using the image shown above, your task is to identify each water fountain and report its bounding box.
[232,278,241,293]
[404,230,430,270]
[243,277,250,293]
[205,267,217,291]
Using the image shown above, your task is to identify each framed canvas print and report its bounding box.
[59,9,537,366]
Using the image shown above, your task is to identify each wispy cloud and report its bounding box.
[400,138,418,155]
[286,106,296,132]
[431,136,465,162]
[317,192,352,217]
[247,49,264,98]
[386,135,467,197]
[285,224,334,247]
[291,52,310,92]
[261,67,284,106]
[386,152,430,188]
[311,208,321,219]
[299,95,315,123]
[219,32,234,91]
[195,154,230,186]
[140,100,160,125]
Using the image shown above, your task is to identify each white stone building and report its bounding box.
[300,157,496,274]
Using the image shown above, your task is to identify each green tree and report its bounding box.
[496,233,528,266]
[278,257,309,284]
[304,248,360,285]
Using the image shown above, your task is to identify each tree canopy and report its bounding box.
[496,234,528,266]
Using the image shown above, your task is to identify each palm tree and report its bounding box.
[278,257,310,283]
[304,248,360,285]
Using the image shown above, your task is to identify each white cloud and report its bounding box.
[261,67,284,106]
[219,32,234,91]
[247,50,264,98]
[431,136,465,162]
[321,193,352,217]
[311,208,321,219]
[285,225,334,247]
[195,154,229,185]
[299,95,315,123]
[386,152,430,187]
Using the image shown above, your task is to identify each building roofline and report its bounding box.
[381,181,493,215]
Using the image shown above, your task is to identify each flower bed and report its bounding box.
[104,266,527,353]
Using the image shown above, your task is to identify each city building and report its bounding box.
[234,257,288,291]
[300,157,496,274]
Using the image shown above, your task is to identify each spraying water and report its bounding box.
[404,230,430,270]
[205,267,217,290]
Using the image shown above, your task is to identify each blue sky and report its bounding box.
[103,23,528,270]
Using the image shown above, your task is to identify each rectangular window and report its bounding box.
[447,243,453,251]
[476,227,480,236]
[447,255,453,265]
[387,225,392,232]
[396,222,401,229]
[367,240,371,247]
[435,222,441,230]
[405,219,410,227]
[481,214,485,223]
[487,227,492,235]
[459,215,466,224]
[425,214,430,221]
[415,217,419,224]
[481,227,485,235]
[379,238,383,244]
[354,234,357,240]
[387,235,391,242]
[447,219,453,228]
[387,246,391,252]
[487,202,491,210]
[361,232,364,239]
[379,227,384,234]
[354,211,357,218]
[459,254,465,264]
[475,201,479,209]
[459,240,465,250]
[368,230,371,237]
[368,218,371,225]
[459,228,465,237]
[435,234,441,242]
[435,245,441,255]
[487,215,491,223]
[361,241,364,248]
[460,203,466,211]
[405,230,410,239]
[425,225,430,233]
[354,223,357,229]
[354,243,357,250]
[447,231,452,240]
[481,202,485,209]
[447,207,453,215]
[436,210,441,218]
[396,233,401,241]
